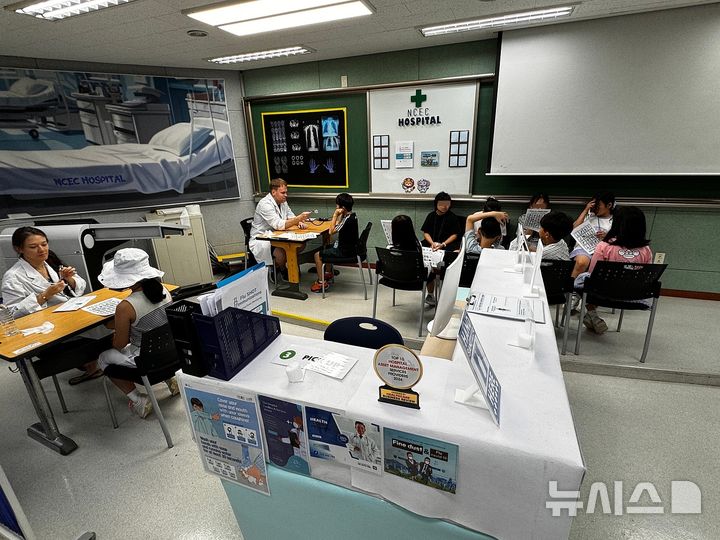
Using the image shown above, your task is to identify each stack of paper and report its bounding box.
[422,247,445,268]
[198,263,270,317]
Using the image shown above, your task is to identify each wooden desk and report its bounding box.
[255,221,333,300]
[0,285,176,455]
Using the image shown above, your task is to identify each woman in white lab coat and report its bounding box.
[2,226,86,317]
[1,226,108,384]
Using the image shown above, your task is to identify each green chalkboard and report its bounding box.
[471,84,718,199]
[250,94,368,193]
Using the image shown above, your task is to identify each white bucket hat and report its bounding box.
[98,248,164,289]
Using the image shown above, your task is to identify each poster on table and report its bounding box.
[0,67,238,219]
[261,108,348,188]
[383,427,458,494]
[306,406,383,475]
[183,379,269,495]
[369,83,476,194]
[258,395,310,476]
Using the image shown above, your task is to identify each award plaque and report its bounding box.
[373,345,423,409]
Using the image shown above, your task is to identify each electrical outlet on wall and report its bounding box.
[340,75,348,88]
[654,252,666,264]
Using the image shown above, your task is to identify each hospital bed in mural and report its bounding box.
[0,118,233,196]
[0,77,74,138]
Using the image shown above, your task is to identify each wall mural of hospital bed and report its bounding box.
[0,77,75,138]
[0,118,234,196]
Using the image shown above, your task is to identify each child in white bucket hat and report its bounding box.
[96,248,176,418]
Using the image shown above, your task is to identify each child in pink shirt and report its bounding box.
[579,206,652,334]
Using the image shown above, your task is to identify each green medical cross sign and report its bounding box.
[410,89,427,107]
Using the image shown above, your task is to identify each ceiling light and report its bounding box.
[185,0,345,27]
[420,6,575,37]
[220,1,372,37]
[208,46,314,64]
[7,0,135,20]
[183,0,373,37]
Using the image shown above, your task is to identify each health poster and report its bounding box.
[184,380,269,495]
[306,407,382,475]
[383,428,458,494]
[258,395,310,476]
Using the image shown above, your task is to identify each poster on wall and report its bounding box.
[261,108,348,188]
[183,378,270,495]
[369,83,477,194]
[0,67,238,219]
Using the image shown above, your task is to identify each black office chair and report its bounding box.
[372,247,430,337]
[240,217,258,270]
[575,261,667,362]
[540,259,575,354]
[170,281,217,301]
[320,222,374,300]
[324,316,404,349]
[101,324,180,448]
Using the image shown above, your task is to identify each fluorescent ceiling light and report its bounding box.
[185,0,345,27]
[420,6,575,37]
[220,1,372,37]
[208,46,314,64]
[8,0,134,20]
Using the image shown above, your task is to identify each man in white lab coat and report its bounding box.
[249,178,311,273]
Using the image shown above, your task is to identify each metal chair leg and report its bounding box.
[321,263,327,299]
[640,298,659,363]
[367,261,373,285]
[555,305,560,328]
[392,288,396,306]
[372,278,379,318]
[617,309,625,332]
[574,293,587,355]
[561,300,571,355]
[142,376,173,449]
[561,293,569,327]
[419,283,426,337]
[103,377,118,429]
[52,375,68,413]
[357,256,367,300]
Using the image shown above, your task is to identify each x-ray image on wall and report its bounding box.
[262,107,348,188]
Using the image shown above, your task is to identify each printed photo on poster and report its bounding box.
[0,67,238,218]
[184,383,269,495]
[261,108,348,188]
[258,395,310,476]
[383,427,458,494]
[420,151,439,167]
[306,407,382,475]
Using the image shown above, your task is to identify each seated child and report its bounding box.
[464,212,505,254]
[311,193,358,293]
[420,192,463,251]
[511,211,573,260]
[571,192,615,277]
[575,206,652,334]
[518,192,551,250]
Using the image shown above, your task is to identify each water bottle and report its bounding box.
[0,304,20,337]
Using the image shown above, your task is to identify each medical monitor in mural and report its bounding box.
[0,68,238,218]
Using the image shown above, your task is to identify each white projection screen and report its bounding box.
[490,4,720,175]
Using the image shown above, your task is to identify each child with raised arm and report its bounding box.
[464,212,505,255]
[310,193,358,293]
[570,192,615,277]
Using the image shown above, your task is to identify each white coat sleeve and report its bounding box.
[67,273,86,297]
[256,200,287,231]
[1,272,42,317]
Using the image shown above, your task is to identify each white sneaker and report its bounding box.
[570,293,582,314]
[165,377,180,396]
[425,293,436,307]
[129,396,152,418]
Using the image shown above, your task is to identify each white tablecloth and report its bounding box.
[184,249,583,539]
[347,249,584,539]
